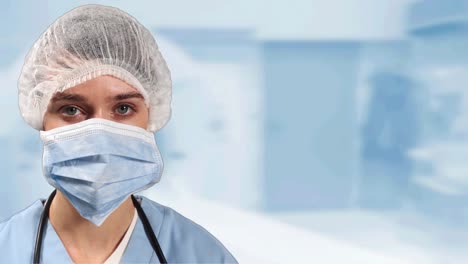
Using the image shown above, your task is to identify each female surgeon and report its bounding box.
[0,4,237,264]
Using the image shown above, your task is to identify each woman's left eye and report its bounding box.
[115,104,133,115]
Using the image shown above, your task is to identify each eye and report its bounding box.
[115,104,133,115]
[62,106,81,116]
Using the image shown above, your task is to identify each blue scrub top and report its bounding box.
[0,196,237,263]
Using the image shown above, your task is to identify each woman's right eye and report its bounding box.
[61,106,81,116]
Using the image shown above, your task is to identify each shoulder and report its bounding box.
[0,199,43,235]
[0,200,44,261]
[139,196,237,263]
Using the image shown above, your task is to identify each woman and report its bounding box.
[0,4,237,263]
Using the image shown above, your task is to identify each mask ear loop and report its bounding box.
[131,195,167,263]
[34,189,57,264]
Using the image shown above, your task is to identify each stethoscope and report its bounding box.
[33,190,167,263]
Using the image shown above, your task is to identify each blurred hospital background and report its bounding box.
[1,0,468,263]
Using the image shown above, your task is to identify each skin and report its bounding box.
[43,75,150,263]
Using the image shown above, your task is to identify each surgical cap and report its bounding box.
[18,4,172,132]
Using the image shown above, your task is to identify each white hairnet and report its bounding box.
[18,4,172,132]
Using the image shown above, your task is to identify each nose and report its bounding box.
[89,107,111,120]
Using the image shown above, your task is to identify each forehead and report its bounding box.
[52,75,143,100]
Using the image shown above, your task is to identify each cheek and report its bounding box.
[137,107,150,128]
[43,112,62,131]
[124,106,149,130]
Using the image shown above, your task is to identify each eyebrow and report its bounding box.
[51,92,86,103]
[112,92,145,101]
[50,91,144,103]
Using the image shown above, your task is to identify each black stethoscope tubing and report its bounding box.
[33,190,167,263]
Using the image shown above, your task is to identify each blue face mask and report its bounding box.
[40,118,164,226]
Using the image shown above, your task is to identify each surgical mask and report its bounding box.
[40,118,164,226]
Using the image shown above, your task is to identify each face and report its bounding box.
[43,75,149,131]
